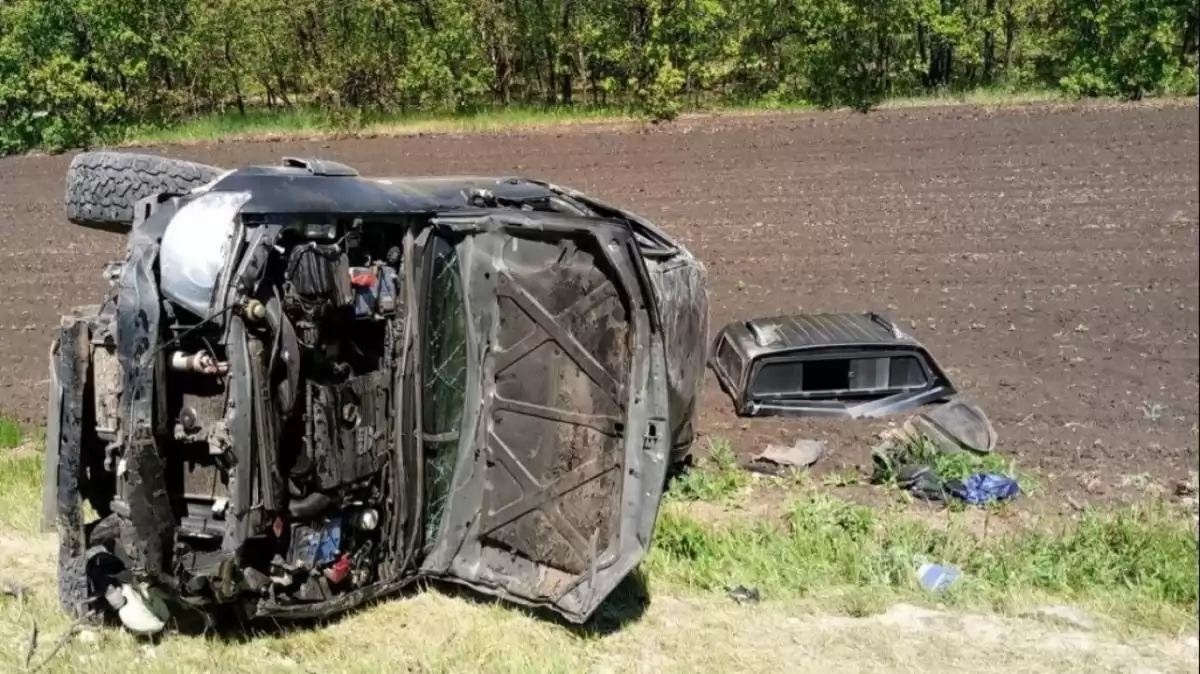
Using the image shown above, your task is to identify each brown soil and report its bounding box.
[1,102,1196,502]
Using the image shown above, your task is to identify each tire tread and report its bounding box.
[64,151,224,230]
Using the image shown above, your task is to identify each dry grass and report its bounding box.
[2,433,1197,673]
[1,530,1195,674]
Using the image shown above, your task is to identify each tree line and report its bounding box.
[1,0,1196,154]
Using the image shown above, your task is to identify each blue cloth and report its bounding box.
[948,473,1020,505]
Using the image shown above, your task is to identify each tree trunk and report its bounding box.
[983,0,997,82]
[1003,5,1016,71]
[224,37,246,116]
[559,0,573,105]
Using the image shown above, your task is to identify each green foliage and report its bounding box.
[1038,0,1198,98]
[1,0,1196,153]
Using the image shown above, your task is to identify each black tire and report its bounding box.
[65,151,225,232]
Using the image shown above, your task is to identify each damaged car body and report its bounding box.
[710,312,956,419]
[43,155,710,630]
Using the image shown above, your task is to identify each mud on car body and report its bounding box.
[43,153,709,631]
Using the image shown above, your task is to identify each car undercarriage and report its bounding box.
[44,154,710,631]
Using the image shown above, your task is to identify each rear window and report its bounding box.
[750,355,928,398]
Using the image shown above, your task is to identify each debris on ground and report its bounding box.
[727,585,762,605]
[916,563,961,593]
[746,439,825,476]
[1175,477,1197,497]
[896,397,998,456]
[891,463,951,503]
[871,398,1018,506]
[946,473,1020,505]
[1175,474,1199,519]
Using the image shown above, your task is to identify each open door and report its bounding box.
[417,212,669,624]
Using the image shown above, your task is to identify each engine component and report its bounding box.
[179,407,199,432]
[170,351,227,375]
[348,508,379,532]
[289,518,343,569]
[304,371,390,491]
[324,554,352,584]
[288,492,332,519]
[242,298,267,321]
[349,266,398,317]
[286,244,353,307]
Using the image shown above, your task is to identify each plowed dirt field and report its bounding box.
[2,101,1196,498]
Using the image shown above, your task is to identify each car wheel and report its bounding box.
[65,151,226,232]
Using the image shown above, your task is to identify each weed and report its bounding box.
[1142,401,1166,422]
[821,468,863,488]
[873,431,1029,492]
[667,436,750,503]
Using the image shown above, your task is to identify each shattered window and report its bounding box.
[421,235,468,547]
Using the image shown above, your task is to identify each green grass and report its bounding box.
[0,449,1196,674]
[0,417,23,450]
[666,437,751,503]
[3,434,1196,645]
[0,454,42,533]
[120,103,639,146]
[645,493,1198,628]
[878,86,1066,109]
[872,431,1041,496]
[655,434,1197,630]
[108,86,1151,148]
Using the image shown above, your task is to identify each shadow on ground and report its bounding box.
[157,569,651,644]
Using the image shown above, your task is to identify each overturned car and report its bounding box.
[43,153,709,631]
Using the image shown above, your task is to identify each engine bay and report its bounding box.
[89,215,418,614]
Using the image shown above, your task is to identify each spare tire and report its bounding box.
[65,151,226,232]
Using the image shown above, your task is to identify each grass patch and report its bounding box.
[645,492,1199,631]
[1,429,1195,667]
[120,104,638,146]
[665,437,750,503]
[0,417,23,449]
[878,86,1065,109]
[0,453,42,533]
[108,87,1149,148]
